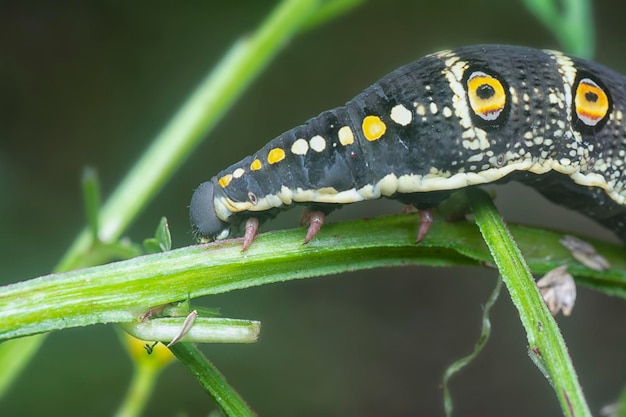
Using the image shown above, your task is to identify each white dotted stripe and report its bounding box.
[441,56,473,130]
[546,50,576,127]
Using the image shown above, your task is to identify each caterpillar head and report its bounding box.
[190,181,230,242]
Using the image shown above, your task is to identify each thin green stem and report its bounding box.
[114,331,175,417]
[467,188,590,417]
[169,343,256,417]
[81,167,101,240]
[523,0,594,58]
[114,362,160,417]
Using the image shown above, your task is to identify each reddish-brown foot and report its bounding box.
[303,210,325,244]
[416,208,433,243]
[241,217,259,251]
[140,304,167,322]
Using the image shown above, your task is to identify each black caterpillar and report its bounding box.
[190,45,626,249]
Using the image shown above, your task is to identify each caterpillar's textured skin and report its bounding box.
[190,45,626,245]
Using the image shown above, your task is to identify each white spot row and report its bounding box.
[290,135,328,156]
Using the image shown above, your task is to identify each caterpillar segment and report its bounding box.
[190,45,626,248]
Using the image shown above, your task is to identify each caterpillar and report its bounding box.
[190,45,626,249]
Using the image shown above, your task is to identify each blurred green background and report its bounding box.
[1,0,625,416]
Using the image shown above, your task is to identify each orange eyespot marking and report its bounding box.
[362,115,386,141]
[250,159,262,171]
[575,78,609,126]
[267,148,286,164]
[218,174,233,188]
[466,71,506,121]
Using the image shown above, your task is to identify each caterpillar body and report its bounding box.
[190,45,626,248]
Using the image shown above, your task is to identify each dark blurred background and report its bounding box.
[1,1,625,416]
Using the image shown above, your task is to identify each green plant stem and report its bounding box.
[114,361,161,417]
[120,317,260,345]
[467,188,591,417]
[523,0,594,58]
[2,214,626,341]
[169,343,256,417]
[82,167,101,240]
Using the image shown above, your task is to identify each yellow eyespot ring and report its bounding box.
[466,71,507,121]
[574,77,609,126]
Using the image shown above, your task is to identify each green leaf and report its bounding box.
[143,217,172,254]
[154,217,172,252]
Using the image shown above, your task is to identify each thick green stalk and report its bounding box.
[2,214,625,341]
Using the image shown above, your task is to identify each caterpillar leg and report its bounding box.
[302,210,325,244]
[301,207,432,244]
[416,208,433,243]
[242,217,260,251]
[401,205,434,242]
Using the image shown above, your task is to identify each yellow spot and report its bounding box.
[218,174,233,188]
[309,135,326,152]
[291,138,309,155]
[362,115,386,141]
[233,168,245,178]
[338,126,354,145]
[466,71,506,121]
[575,78,609,126]
[268,148,285,164]
[250,159,262,171]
